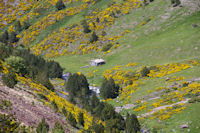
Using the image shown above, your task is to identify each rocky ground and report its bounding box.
[0,81,73,132]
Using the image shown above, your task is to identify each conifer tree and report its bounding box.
[56,0,65,10]
[100,78,119,99]
[82,20,91,33]
[125,113,140,133]
[66,73,90,104]
[91,94,100,108]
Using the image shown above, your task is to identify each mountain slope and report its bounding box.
[0,0,200,132]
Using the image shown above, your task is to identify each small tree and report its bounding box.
[36,118,49,133]
[125,113,140,133]
[140,66,150,77]
[90,32,98,43]
[2,70,17,88]
[5,56,27,75]
[56,0,65,10]
[82,20,91,33]
[171,0,181,7]
[100,78,119,99]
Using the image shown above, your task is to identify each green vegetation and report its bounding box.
[9,32,19,43]
[36,118,49,133]
[65,73,90,105]
[56,0,66,11]
[0,42,63,89]
[5,56,27,75]
[126,113,141,133]
[0,0,199,132]
[78,112,84,127]
[66,112,77,127]
[52,121,65,133]
[100,78,120,99]
[0,99,12,110]
[0,113,19,133]
[2,70,17,88]
[90,31,99,43]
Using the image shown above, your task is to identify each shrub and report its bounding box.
[102,31,107,36]
[36,118,49,133]
[5,56,27,75]
[171,0,181,7]
[9,32,19,43]
[35,72,55,91]
[91,122,104,133]
[78,112,84,127]
[14,21,22,33]
[2,71,17,88]
[51,100,58,112]
[102,43,113,52]
[188,97,200,103]
[37,94,47,100]
[52,121,64,133]
[0,114,19,132]
[67,112,77,127]
[62,107,67,116]
[182,82,189,87]
[56,0,65,10]
[23,21,30,30]
[90,32,98,43]
[0,30,9,44]
[0,42,13,60]
[140,66,150,77]
[0,99,12,110]
[82,20,91,33]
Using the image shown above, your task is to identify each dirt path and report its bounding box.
[139,98,190,118]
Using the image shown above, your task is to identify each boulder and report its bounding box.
[180,124,189,128]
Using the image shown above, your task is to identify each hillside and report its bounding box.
[0,0,200,132]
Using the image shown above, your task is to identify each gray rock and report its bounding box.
[180,124,189,128]
[191,24,198,28]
